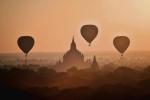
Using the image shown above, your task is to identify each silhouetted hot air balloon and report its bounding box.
[81,25,98,46]
[113,36,130,57]
[17,36,34,65]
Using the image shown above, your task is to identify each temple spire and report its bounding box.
[91,56,99,71]
[71,36,77,50]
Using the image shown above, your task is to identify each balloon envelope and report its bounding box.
[81,25,98,45]
[113,36,130,55]
[17,36,34,55]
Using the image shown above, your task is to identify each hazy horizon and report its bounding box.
[1,51,150,69]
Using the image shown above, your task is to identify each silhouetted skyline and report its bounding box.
[1,1,150,100]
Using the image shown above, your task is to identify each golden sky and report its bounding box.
[0,0,150,53]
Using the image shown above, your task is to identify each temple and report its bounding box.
[56,37,99,71]
[91,56,99,71]
[63,37,84,66]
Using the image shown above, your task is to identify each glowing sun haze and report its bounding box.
[0,0,150,53]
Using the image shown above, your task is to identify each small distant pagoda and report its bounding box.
[91,56,99,71]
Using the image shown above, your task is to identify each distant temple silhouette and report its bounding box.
[56,37,99,71]
[91,56,99,71]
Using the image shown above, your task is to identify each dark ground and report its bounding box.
[1,65,150,100]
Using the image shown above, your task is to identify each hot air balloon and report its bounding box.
[81,24,98,46]
[17,36,34,65]
[113,36,130,57]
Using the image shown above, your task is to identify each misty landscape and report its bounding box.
[1,0,150,100]
[0,35,150,100]
[1,51,150,100]
[0,51,150,69]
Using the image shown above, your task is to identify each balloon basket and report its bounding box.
[89,43,91,46]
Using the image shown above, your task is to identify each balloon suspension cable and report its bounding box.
[120,53,126,67]
[25,54,28,66]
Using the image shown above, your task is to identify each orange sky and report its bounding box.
[0,0,150,53]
